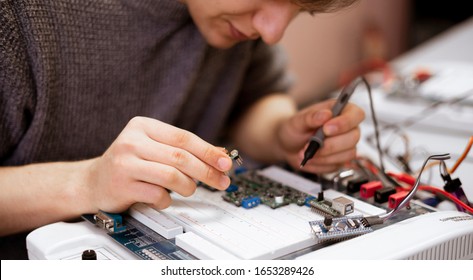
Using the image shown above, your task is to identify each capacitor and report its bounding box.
[275,195,284,204]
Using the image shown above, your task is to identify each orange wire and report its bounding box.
[449,136,473,174]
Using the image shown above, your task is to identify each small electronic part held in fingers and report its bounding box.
[225,148,243,166]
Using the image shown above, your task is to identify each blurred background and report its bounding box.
[280,0,472,106]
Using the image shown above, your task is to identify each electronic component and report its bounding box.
[309,199,340,217]
[163,185,384,259]
[241,196,261,209]
[300,211,473,260]
[225,184,238,193]
[360,181,383,199]
[439,160,471,210]
[308,193,354,217]
[83,214,196,260]
[94,211,126,233]
[222,190,243,207]
[374,186,397,203]
[28,165,386,260]
[346,176,369,193]
[324,169,356,191]
[81,249,97,260]
[309,215,373,242]
[225,148,243,166]
[220,170,310,209]
[388,191,409,209]
[332,197,354,215]
[362,153,452,227]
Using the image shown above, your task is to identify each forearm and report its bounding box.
[0,160,94,236]
[231,93,297,163]
[0,117,235,236]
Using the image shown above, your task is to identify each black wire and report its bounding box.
[365,125,413,174]
[377,89,472,134]
[360,76,386,173]
[353,158,378,181]
[364,88,472,176]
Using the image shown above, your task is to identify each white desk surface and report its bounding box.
[394,16,473,67]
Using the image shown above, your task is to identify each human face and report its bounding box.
[180,0,302,49]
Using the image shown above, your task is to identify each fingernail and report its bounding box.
[218,157,231,171]
[220,175,231,189]
[325,124,337,135]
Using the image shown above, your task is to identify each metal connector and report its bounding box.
[94,211,126,233]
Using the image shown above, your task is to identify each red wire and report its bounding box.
[417,186,473,214]
[356,156,379,175]
[388,172,473,214]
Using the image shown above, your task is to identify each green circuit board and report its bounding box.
[220,170,311,209]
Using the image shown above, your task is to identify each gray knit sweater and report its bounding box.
[0,0,291,166]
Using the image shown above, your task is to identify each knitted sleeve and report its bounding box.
[0,2,36,163]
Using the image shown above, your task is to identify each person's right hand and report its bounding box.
[82,116,233,213]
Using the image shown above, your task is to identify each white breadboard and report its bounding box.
[27,166,385,260]
[149,166,385,259]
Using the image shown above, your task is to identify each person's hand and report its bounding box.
[83,117,233,213]
[277,99,365,174]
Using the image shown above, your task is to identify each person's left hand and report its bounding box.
[276,99,365,174]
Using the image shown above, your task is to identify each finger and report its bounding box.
[128,157,200,197]
[303,98,338,112]
[278,108,332,152]
[286,107,333,135]
[304,148,357,166]
[286,152,343,174]
[131,181,173,210]
[130,117,232,172]
[135,138,231,191]
[292,146,356,171]
[299,162,343,174]
[279,99,340,144]
[323,103,365,136]
[316,128,361,157]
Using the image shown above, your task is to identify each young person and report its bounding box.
[0,0,362,258]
